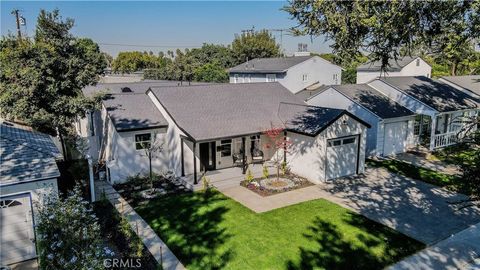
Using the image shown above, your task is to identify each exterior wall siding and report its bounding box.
[306,87,380,156]
[287,114,367,183]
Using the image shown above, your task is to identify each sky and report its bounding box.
[1,1,332,57]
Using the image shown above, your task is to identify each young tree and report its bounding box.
[263,125,292,181]
[0,9,106,148]
[141,133,164,191]
[232,30,281,64]
[284,0,480,73]
[36,187,112,269]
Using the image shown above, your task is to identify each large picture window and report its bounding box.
[135,133,151,150]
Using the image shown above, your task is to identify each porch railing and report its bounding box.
[433,131,458,149]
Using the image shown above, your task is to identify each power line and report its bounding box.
[98,42,202,48]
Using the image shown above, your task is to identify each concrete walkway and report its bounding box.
[394,152,460,175]
[388,223,480,270]
[96,181,185,270]
[214,167,480,244]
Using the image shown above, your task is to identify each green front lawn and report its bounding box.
[366,159,457,187]
[135,191,423,270]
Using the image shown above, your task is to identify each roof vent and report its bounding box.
[121,87,132,93]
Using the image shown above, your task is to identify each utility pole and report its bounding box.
[11,9,22,39]
[268,29,289,54]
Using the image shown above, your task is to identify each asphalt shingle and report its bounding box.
[441,75,480,96]
[229,56,313,73]
[357,56,422,72]
[1,122,61,185]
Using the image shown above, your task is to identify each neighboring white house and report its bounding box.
[438,75,480,98]
[356,56,432,84]
[145,82,369,185]
[0,121,62,266]
[228,55,342,94]
[368,76,480,150]
[305,84,417,156]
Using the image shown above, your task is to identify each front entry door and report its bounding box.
[200,142,216,171]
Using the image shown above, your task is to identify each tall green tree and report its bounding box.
[231,30,281,63]
[0,9,106,145]
[194,62,229,83]
[284,0,480,73]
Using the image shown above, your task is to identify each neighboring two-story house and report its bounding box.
[356,56,432,84]
[228,55,342,94]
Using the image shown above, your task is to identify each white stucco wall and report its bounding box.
[229,56,342,93]
[306,87,380,156]
[356,57,432,84]
[287,114,367,184]
[105,123,170,183]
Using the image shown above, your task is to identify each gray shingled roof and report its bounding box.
[1,122,61,185]
[229,56,313,74]
[295,85,329,101]
[380,76,480,112]
[103,93,168,132]
[150,82,347,141]
[357,56,426,72]
[328,84,414,119]
[441,75,480,96]
[82,80,212,97]
[278,103,357,136]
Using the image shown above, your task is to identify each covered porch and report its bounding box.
[414,109,478,151]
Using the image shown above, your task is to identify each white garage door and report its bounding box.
[383,121,408,156]
[326,136,359,180]
[0,194,36,265]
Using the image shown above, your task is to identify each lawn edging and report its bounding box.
[96,180,185,270]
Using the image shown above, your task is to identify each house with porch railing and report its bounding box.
[368,76,480,151]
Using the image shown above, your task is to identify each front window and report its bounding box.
[266,74,276,82]
[135,133,151,150]
[220,139,232,157]
[413,115,422,136]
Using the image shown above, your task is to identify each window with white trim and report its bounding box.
[220,139,232,157]
[266,74,276,82]
[416,59,420,66]
[135,133,151,150]
[302,74,308,82]
[234,74,239,83]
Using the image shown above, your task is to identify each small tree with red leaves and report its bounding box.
[263,125,292,180]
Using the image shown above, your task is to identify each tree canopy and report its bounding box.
[284,0,480,74]
[231,30,281,63]
[0,9,106,135]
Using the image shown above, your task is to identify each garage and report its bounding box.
[383,121,408,156]
[0,194,36,265]
[326,135,359,180]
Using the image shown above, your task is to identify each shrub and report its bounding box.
[202,175,211,190]
[245,168,254,182]
[263,165,269,179]
[36,186,111,270]
[281,162,289,176]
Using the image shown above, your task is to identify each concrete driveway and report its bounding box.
[320,167,480,244]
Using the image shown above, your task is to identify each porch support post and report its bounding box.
[181,138,185,177]
[429,115,437,151]
[193,141,198,184]
[283,131,287,163]
[242,137,246,174]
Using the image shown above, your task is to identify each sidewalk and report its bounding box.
[387,223,480,270]
[96,181,185,270]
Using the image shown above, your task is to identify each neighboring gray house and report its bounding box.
[305,84,416,156]
[356,56,431,84]
[439,75,480,98]
[229,55,342,94]
[368,76,480,150]
[0,121,62,266]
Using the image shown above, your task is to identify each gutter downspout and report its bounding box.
[87,155,96,202]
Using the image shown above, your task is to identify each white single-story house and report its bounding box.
[0,121,62,266]
[145,82,370,184]
[77,80,211,161]
[356,56,431,84]
[368,76,480,150]
[229,55,342,94]
[305,84,417,156]
[439,75,480,98]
